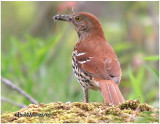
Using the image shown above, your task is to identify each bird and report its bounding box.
[53,12,125,106]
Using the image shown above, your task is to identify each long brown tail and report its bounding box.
[99,80,125,106]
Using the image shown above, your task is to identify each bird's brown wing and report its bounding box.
[103,56,122,83]
[74,41,121,81]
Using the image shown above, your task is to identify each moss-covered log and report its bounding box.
[1,100,159,123]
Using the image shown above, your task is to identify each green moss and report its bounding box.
[1,100,159,123]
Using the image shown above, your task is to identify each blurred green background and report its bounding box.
[1,1,159,113]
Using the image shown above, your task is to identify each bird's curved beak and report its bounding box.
[53,14,72,22]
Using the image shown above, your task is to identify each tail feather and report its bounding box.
[99,80,125,106]
[114,83,125,103]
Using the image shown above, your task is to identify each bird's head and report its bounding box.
[53,12,105,41]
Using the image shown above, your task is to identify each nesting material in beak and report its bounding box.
[53,14,72,22]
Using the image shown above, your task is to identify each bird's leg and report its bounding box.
[82,87,88,102]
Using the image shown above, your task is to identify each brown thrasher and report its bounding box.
[53,12,125,106]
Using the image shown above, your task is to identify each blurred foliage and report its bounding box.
[142,56,159,61]
[1,1,159,113]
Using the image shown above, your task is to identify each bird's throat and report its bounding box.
[77,29,105,42]
[77,30,91,42]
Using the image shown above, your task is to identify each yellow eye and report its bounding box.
[75,16,82,21]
